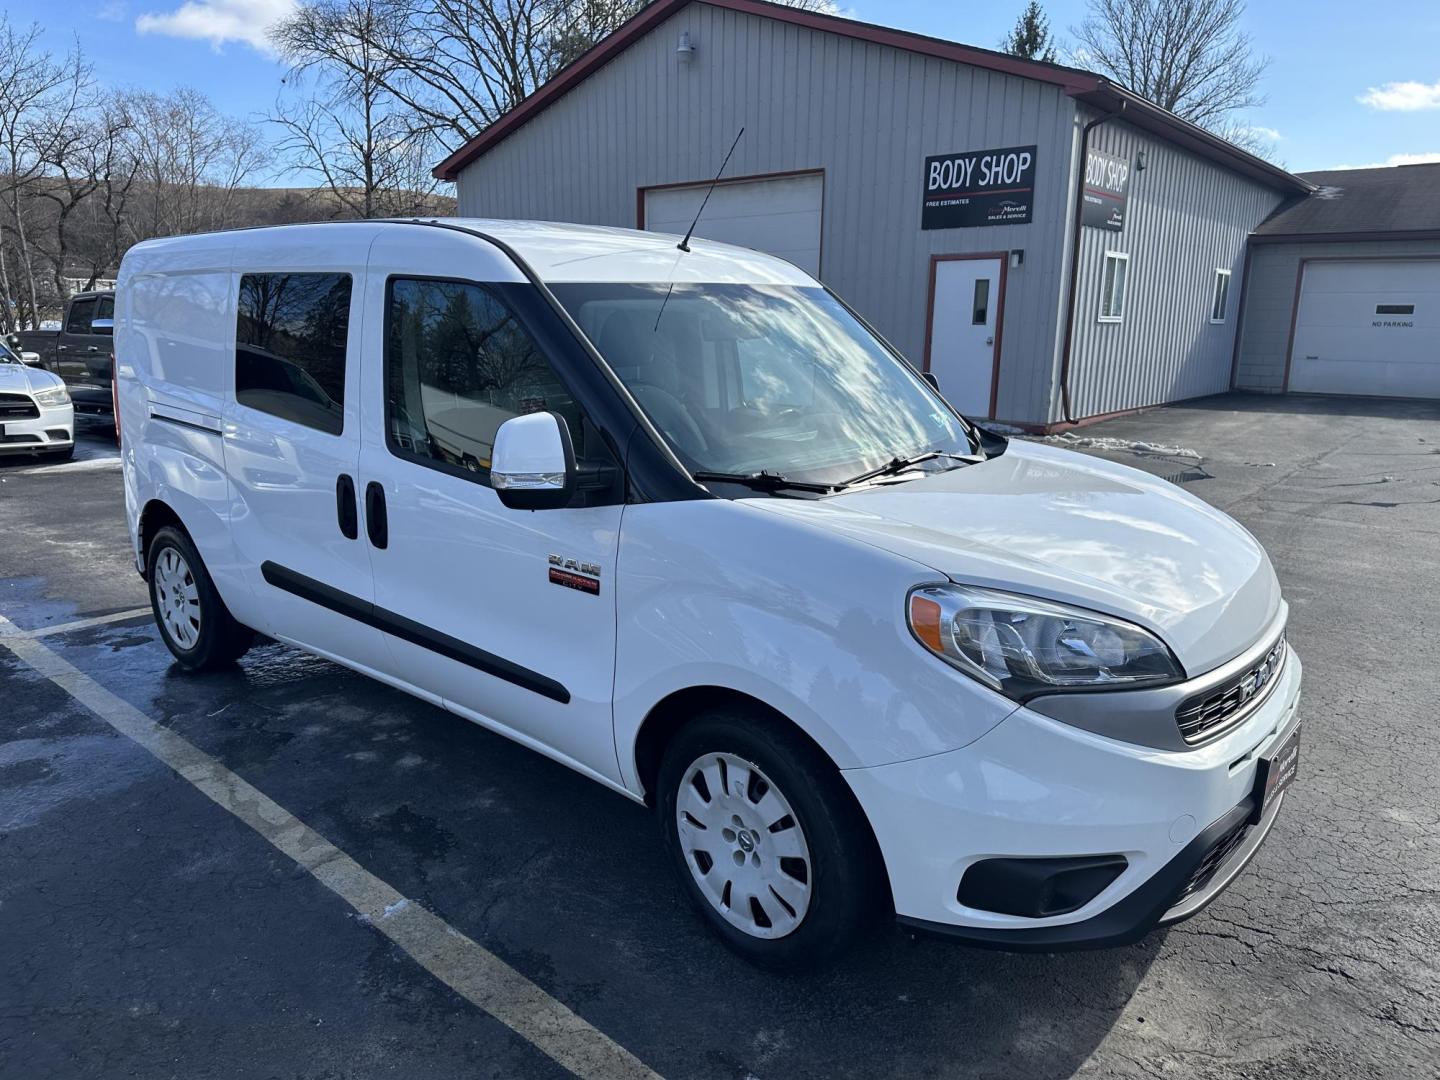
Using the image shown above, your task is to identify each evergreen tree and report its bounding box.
[1002,1,1058,63]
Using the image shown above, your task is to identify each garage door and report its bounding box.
[642,173,823,277]
[1289,259,1440,397]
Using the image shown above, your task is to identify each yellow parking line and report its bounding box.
[0,613,660,1080]
[20,607,153,638]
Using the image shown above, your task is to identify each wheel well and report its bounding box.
[137,500,185,578]
[633,685,895,914]
[632,686,836,805]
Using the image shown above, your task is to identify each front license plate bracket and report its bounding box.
[1251,723,1300,824]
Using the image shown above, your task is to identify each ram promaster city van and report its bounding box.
[117,220,1301,967]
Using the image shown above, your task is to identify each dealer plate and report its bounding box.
[1253,724,1300,820]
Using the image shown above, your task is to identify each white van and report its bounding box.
[117,220,1301,967]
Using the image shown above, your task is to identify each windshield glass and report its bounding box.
[552,283,972,487]
[0,342,19,364]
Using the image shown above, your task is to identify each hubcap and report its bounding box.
[153,546,201,650]
[676,752,812,939]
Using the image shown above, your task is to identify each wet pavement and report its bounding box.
[2,396,1438,1079]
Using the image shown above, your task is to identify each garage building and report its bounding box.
[1234,163,1440,399]
[435,0,1320,429]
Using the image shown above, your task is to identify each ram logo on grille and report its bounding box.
[1176,633,1286,744]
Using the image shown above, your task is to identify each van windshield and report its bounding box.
[552,282,973,488]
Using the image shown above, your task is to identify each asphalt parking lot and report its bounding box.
[3,395,1439,1080]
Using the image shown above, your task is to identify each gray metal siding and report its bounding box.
[1235,238,1440,391]
[1066,113,1286,420]
[455,1,1079,423]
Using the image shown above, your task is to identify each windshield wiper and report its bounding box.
[692,470,834,493]
[837,450,976,490]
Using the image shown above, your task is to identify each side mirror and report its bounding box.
[491,411,576,510]
[20,351,41,366]
[921,371,940,392]
[91,318,114,335]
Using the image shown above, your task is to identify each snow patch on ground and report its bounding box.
[1035,433,1202,459]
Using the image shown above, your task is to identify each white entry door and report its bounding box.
[643,173,823,277]
[1289,259,1440,397]
[927,257,1002,416]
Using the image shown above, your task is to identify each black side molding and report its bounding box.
[260,561,570,704]
[150,411,222,436]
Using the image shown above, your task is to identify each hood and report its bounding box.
[747,440,1280,675]
[0,361,62,396]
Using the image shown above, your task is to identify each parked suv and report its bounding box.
[117,220,1301,967]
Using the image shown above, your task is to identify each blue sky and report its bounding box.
[7,0,1440,179]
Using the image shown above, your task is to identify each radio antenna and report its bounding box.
[677,127,744,253]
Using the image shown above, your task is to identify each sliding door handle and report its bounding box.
[364,481,388,550]
[335,474,358,539]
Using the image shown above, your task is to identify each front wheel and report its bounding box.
[657,710,884,969]
[147,525,253,670]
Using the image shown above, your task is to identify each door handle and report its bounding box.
[364,481,388,550]
[335,474,358,539]
[86,345,99,353]
[56,344,68,352]
[986,336,995,346]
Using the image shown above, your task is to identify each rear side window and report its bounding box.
[384,277,584,483]
[65,298,97,334]
[235,272,351,435]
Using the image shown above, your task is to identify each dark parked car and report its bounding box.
[16,290,115,422]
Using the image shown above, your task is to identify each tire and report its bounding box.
[657,708,884,969]
[146,525,254,670]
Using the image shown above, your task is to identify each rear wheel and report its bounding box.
[657,709,883,969]
[147,525,253,670]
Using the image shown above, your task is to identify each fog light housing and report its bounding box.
[958,855,1128,918]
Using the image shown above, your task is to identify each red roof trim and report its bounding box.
[434,0,1100,180]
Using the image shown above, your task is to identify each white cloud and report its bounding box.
[1247,126,1284,142]
[1327,151,1440,170]
[1358,79,1440,111]
[98,1,129,22]
[135,0,297,53]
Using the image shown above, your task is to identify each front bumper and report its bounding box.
[0,402,74,454]
[844,645,1301,950]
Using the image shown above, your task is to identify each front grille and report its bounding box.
[0,392,39,420]
[1176,631,1287,744]
[0,433,42,444]
[1175,817,1250,903]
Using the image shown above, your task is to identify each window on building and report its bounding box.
[1210,269,1232,324]
[971,278,990,325]
[235,273,352,435]
[384,277,585,484]
[1100,252,1129,322]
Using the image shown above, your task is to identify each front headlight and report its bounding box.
[908,584,1183,700]
[33,384,70,407]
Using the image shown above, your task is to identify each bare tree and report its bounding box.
[1071,0,1267,129]
[122,88,270,242]
[272,0,445,218]
[274,0,842,158]
[31,106,132,300]
[0,18,92,327]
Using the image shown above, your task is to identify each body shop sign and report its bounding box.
[922,145,1036,229]
[1082,149,1131,231]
